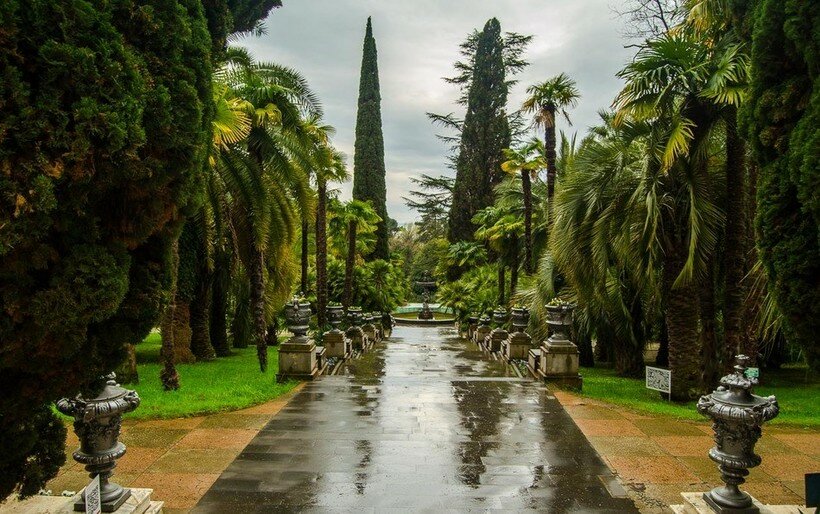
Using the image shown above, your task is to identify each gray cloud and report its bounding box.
[241,1,633,224]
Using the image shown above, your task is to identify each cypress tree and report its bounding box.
[741,0,819,371]
[447,18,511,244]
[353,17,390,260]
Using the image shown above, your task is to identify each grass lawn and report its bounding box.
[572,365,819,428]
[120,333,299,420]
[392,311,454,320]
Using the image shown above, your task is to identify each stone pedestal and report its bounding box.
[670,491,804,514]
[277,338,318,381]
[475,325,491,347]
[0,488,163,514]
[489,329,508,353]
[527,348,541,378]
[347,326,365,351]
[362,319,377,344]
[505,330,532,361]
[322,329,350,359]
[539,341,582,390]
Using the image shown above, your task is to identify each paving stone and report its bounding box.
[192,326,639,512]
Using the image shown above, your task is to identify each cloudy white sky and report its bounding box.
[241,0,636,224]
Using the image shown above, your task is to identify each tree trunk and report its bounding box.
[249,246,268,372]
[510,263,518,300]
[497,264,506,305]
[577,329,595,368]
[116,343,139,384]
[210,251,230,357]
[344,220,356,310]
[521,169,533,275]
[316,178,328,328]
[656,317,669,367]
[171,301,196,364]
[160,240,180,390]
[266,317,279,346]
[699,262,719,391]
[664,248,701,401]
[544,107,557,205]
[190,267,215,361]
[300,218,309,295]
[723,108,748,371]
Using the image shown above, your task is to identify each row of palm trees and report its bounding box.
[483,1,771,400]
[158,49,353,388]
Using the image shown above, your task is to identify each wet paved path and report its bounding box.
[194,326,638,512]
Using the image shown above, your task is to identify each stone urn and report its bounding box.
[346,307,363,326]
[510,307,530,333]
[697,355,779,513]
[56,374,140,512]
[545,303,574,345]
[284,296,312,341]
[492,306,509,328]
[327,304,344,330]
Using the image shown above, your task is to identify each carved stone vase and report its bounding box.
[697,355,779,513]
[56,374,140,512]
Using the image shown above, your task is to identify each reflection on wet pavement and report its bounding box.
[193,326,638,512]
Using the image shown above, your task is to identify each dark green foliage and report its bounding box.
[447,19,511,244]
[0,0,213,499]
[353,17,390,261]
[743,0,820,370]
[227,0,282,34]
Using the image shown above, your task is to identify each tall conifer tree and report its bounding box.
[353,17,389,260]
[447,18,510,244]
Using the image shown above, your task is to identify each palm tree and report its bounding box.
[328,199,381,310]
[613,31,745,398]
[522,73,580,204]
[501,138,546,275]
[473,206,524,304]
[212,57,321,371]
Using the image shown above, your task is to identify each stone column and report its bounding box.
[277,296,318,381]
[539,303,582,390]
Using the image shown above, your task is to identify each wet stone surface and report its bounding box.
[193,326,638,512]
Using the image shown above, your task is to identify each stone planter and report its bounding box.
[489,306,509,353]
[278,296,318,381]
[327,305,344,330]
[346,307,365,351]
[56,374,140,512]
[697,355,779,513]
[506,307,532,361]
[475,315,492,347]
[323,305,349,359]
[540,303,582,390]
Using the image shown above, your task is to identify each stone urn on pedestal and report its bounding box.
[56,374,140,512]
[505,307,532,361]
[539,302,582,390]
[345,307,366,351]
[488,306,509,353]
[475,314,492,346]
[467,315,479,341]
[362,312,378,345]
[322,304,350,359]
[696,355,779,513]
[277,296,319,381]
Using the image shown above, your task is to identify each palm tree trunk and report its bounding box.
[510,263,518,300]
[544,107,557,205]
[160,240,180,391]
[316,178,328,328]
[344,220,356,310]
[210,250,230,357]
[497,264,506,305]
[249,246,268,372]
[300,218,309,295]
[663,247,701,401]
[190,268,216,361]
[699,262,719,390]
[521,169,533,275]
[723,108,748,370]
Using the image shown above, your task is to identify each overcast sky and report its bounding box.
[241,0,635,224]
